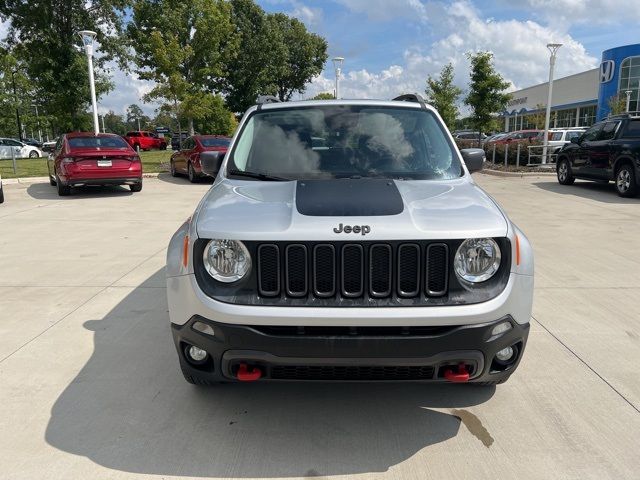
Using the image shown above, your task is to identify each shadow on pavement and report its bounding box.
[26,182,133,200]
[46,269,495,477]
[157,172,214,185]
[533,180,640,204]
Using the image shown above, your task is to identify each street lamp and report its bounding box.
[332,56,344,99]
[625,90,632,113]
[542,43,562,164]
[77,30,100,135]
[31,104,42,142]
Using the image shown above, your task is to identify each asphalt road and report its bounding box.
[0,173,639,479]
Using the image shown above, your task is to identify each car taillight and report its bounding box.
[129,155,141,162]
[62,157,75,164]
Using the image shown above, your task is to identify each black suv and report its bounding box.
[556,113,640,197]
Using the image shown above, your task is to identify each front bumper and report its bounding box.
[173,315,529,383]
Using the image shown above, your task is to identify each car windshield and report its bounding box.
[227,105,460,180]
[200,137,230,147]
[68,137,130,149]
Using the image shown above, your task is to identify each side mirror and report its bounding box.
[200,151,225,177]
[570,136,580,144]
[460,148,485,173]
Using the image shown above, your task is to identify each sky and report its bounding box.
[21,0,640,116]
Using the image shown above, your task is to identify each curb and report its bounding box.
[479,169,555,178]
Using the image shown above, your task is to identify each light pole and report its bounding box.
[78,30,100,135]
[542,43,562,164]
[625,90,632,112]
[332,56,344,99]
[32,104,42,142]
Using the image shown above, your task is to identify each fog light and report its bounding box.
[192,321,215,336]
[188,345,207,362]
[496,346,514,362]
[491,321,512,337]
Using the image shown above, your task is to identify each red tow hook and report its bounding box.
[237,363,262,382]
[444,363,470,383]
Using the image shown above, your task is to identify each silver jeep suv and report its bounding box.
[166,94,534,385]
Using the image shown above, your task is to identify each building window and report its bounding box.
[619,56,640,111]
[578,105,596,126]
[555,108,576,128]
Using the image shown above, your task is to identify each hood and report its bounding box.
[195,177,508,241]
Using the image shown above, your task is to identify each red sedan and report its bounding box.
[169,135,231,182]
[47,132,143,196]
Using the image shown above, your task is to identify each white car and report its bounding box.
[166,94,534,386]
[544,129,586,153]
[0,138,43,159]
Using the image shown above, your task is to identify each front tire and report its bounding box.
[49,175,56,186]
[56,176,71,196]
[188,162,198,183]
[557,158,575,185]
[170,159,178,177]
[0,185,4,204]
[616,164,638,197]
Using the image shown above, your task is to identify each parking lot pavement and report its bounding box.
[0,174,639,480]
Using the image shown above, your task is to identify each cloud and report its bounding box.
[303,0,597,103]
[506,0,640,28]
[334,0,428,21]
[99,64,158,116]
[289,1,323,27]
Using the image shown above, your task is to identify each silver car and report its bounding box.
[166,95,534,386]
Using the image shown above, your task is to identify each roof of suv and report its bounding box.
[254,98,429,112]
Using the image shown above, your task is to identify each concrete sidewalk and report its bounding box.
[0,176,638,479]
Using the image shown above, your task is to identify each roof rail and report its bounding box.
[392,93,427,110]
[609,111,640,119]
[256,95,281,104]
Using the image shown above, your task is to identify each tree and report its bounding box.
[608,94,627,116]
[193,95,238,135]
[128,0,239,134]
[529,103,547,129]
[223,2,328,111]
[0,0,129,131]
[266,14,328,102]
[311,92,335,100]
[125,104,149,130]
[102,111,126,135]
[424,63,462,129]
[464,52,511,143]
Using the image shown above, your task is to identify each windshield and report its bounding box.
[200,137,230,148]
[227,105,461,180]
[68,137,129,149]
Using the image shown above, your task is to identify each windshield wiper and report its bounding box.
[227,169,290,181]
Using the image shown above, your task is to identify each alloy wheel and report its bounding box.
[617,168,631,193]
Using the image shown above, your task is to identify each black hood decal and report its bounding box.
[296,179,404,216]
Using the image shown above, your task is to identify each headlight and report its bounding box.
[454,238,501,283]
[202,239,251,283]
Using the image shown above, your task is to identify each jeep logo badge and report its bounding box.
[333,223,371,235]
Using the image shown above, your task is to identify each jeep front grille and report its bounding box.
[257,241,449,301]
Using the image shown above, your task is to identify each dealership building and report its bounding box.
[503,43,640,132]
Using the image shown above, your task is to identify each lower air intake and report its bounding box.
[270,365,435,381]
